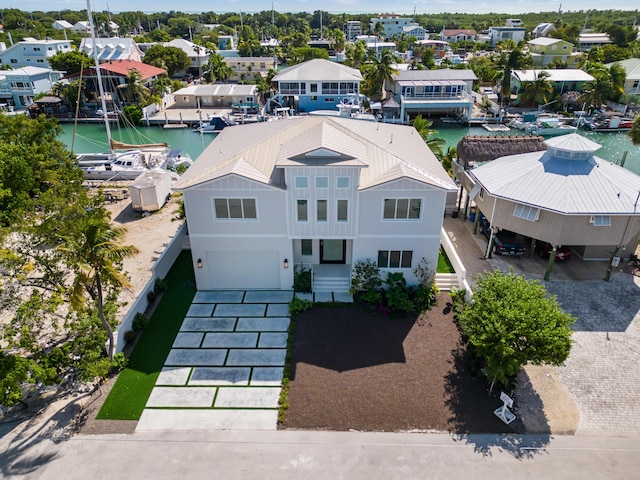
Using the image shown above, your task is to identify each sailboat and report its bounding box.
[77,0,191,181]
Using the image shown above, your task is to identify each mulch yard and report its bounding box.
[281,293,513,434]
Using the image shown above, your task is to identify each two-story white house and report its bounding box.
[370,14,421,40]
[80,38,144,63]
[0,38,72,69]
[173,116,456,292]
[271,59,364,113]
[0,66,63,109]
[605,58,640,95]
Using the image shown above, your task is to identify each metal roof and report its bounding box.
[173,117,456,192]
[272,59,363,82]
[194,84,257,96]
[392,69,477,82]
[469,134,640,215]
[512,69,594,82]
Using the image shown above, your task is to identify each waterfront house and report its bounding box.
[385,68,477,122]
[578,33,613,52]
[271,59,364,113]
[173,116,456,292]
[605,58,640,96]
[80,38,144,63]
[171,83,259,110]
[0,38,72,69]
[453,134,640,278]
[509,69,594,106]
[0,66,63,110]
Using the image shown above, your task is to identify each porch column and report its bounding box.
[544,245,557,281]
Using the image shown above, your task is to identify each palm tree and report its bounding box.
[362,49,398,101]
[498,48,530,106]
[608,63,627,101]
[373,21,385,41]
[521,71,553,107]
[60,208,139,360]
[344,40,367,68]
[580,73,613,110]
[438,146,457,177]
[412,115,446,158]
[117,70,150,105]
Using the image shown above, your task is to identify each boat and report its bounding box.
[583,116,634,133]
[482,123,510,132]
[76,0,191,181]
[308,100,378,122]
[193,115,237,133]
[524,117,577,136]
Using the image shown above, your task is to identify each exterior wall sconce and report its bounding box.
[283,258,289,269]
[196,258,203,269]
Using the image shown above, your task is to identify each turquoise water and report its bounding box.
[430,119,640,175]
[59,123,218,161]
[59,121,640,175]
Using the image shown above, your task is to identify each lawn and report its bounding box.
[437,247,456,273]
[96,250,196,420]
[281,293,512,433]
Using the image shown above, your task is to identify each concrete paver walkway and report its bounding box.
[136,290,293,431]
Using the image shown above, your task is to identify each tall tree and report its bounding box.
[48,50,91,76]
[60,208,139,360]
[142,45,190,77]
[497,48,530,106]
[457,269,575,391]
[361,49,398,101]
[521,71,553,107]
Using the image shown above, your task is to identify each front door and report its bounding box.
[320,239,346,264]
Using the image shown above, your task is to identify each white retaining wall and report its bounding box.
[113,222,188,354]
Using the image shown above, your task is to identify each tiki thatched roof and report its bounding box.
[456,135,547,166]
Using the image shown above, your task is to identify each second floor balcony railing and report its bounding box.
[402,90,471,101]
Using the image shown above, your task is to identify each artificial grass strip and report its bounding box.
[96,250,196,420]
[437,247,456,274]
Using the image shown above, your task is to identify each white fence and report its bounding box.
[112,223,188,354]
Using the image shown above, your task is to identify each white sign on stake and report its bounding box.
[500,391,514,408]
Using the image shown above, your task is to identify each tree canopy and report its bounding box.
[142,44,190,77]
[48,50,91,76]
[457,269,575,390]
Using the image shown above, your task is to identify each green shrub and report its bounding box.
[154,277,168,294]
[350,259,381,294]
[124,329,138,344]
[384,272,414,314]
[289,296,313,319]
[132,313,148,332]
[112,352,128,371]
[293,266,312,293]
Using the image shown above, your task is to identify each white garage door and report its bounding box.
[207,251,280,289]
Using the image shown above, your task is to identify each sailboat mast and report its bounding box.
[86,0,113,153]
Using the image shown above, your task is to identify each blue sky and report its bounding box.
[17,0,632,15]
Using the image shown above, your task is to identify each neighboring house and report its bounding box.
[52,20,73,30]
[369,14,420,40]
[0,66,63,109]
[385,68,477,121]
[346,21,362,41]
[171,83,258,109]
[453,134,640,278]
[414,39,449,59]
[271,59,363,113]
[80,38,144,63]
[605,58,640,96]
[509,69,594,105]
[72,21,90,34]
[66,60,166,107]
[164,38,209,76]
[478,27,526,47]
[527,37,581,68]
[0,38,72,69]
[578,33,613,52]
[223,56,276,82]
[218,35,236,50]
[173,116,457,291]
[505,19,524,28]
[531,22,556,39]
[354,36,397,57]
[403,25,427,41]
[440,29,477,43]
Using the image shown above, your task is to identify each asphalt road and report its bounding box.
[2,429,639,479]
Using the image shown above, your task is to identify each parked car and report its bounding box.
[478,213,527,256]
[537,242,572,261]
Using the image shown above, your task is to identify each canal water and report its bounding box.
[59,120,640,175]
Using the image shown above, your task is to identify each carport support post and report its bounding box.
[544,245,557,281]
[530,239,537,258]
[462,194,470,221]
